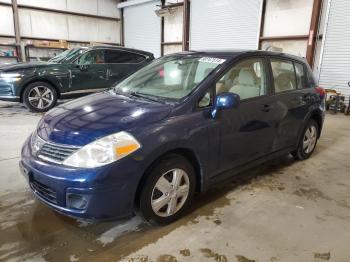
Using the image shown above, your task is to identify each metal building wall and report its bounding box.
[17,0,121,44]
[318,0,350,102]
[0,5,15,36]
[18,9,120,43]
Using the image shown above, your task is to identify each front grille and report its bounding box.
[30,180,57,204]
[38,142,78,164]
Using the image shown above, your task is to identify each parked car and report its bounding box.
[20,50,325,224]
[0,46,154,112]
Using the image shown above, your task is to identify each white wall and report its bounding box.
[263,0,313,37]
[261,39,308,57]
[164,6,183,43]
[261,0,314,58]
[18,9,120,43]
[0,6,15,36]
[17,0,120,18]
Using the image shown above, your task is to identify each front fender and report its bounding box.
[16,67,69,97]
[130,115,213,192]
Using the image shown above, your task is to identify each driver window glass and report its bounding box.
[271,59,297,93]
[77,50,105,65]
[216,58,267,100]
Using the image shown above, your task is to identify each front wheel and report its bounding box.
[291,119,319,160]
[138,154,196,225]
[22,81,57,112]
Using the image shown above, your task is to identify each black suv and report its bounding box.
[0,46,154,112]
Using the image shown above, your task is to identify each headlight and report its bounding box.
[0,72,21,78]
[0,72,22,81]
[63,131,141,168]
[30,132,45,155]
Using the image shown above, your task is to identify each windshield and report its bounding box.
[113,55,226,102]
[48,48,85,63]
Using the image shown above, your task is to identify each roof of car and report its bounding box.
[89,45,154,58]
[177,49,307,64]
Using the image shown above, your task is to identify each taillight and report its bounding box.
[315,86,326,99]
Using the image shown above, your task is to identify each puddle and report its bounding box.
[96,217,144,247]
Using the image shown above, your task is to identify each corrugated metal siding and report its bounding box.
[319,0,350,103]
[124,0,161,57]
[190,0,262,50]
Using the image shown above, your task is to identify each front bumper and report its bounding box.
[0,78,20,102]
[20,137,144,221]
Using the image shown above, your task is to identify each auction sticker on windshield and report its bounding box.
[199,57,226,64]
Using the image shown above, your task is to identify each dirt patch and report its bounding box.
[314,252,330,260]
[179,249,190,257]
[236,255,255,262]
[127,255,149,262]
[294,186,332,201]
[157,254,178,262]
[213,219,222,225]
[200,248,227,262]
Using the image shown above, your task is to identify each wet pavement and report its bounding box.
[1,101,350,261]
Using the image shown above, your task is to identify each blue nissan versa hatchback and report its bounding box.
[20,50,325,224]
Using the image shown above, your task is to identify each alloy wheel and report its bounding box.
[303,125,317,154]
[151,168,190,217]
[28,86,54,110]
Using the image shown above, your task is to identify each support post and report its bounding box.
[306,0,322,67]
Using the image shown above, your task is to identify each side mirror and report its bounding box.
[211,92,240,118]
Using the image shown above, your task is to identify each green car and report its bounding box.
[0,46,154,112]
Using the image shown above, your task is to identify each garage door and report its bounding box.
[190,0,263,50]
[318,0,350,103]
[123,0,161,58]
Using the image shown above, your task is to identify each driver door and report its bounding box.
[70,49,109,92]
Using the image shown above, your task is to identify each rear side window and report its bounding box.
[294,62,307,89]
[271,59,297,93]
[105,50,146,63]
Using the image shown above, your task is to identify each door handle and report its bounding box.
[262,104,271,112]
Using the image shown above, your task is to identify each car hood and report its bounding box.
[0,61,50,72]
[37,91,173,146]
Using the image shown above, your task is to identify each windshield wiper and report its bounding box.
[129,92,164,103]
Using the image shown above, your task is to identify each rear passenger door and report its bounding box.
[268,57,312,151]
[105,49,149,86]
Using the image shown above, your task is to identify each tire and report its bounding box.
[22,81,57,112]
[138,154,196,225]
[291,119,319,160]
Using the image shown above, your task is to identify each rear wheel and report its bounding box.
[292,119,319,160]
[138,154,196,225]
[23,81,57,112]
